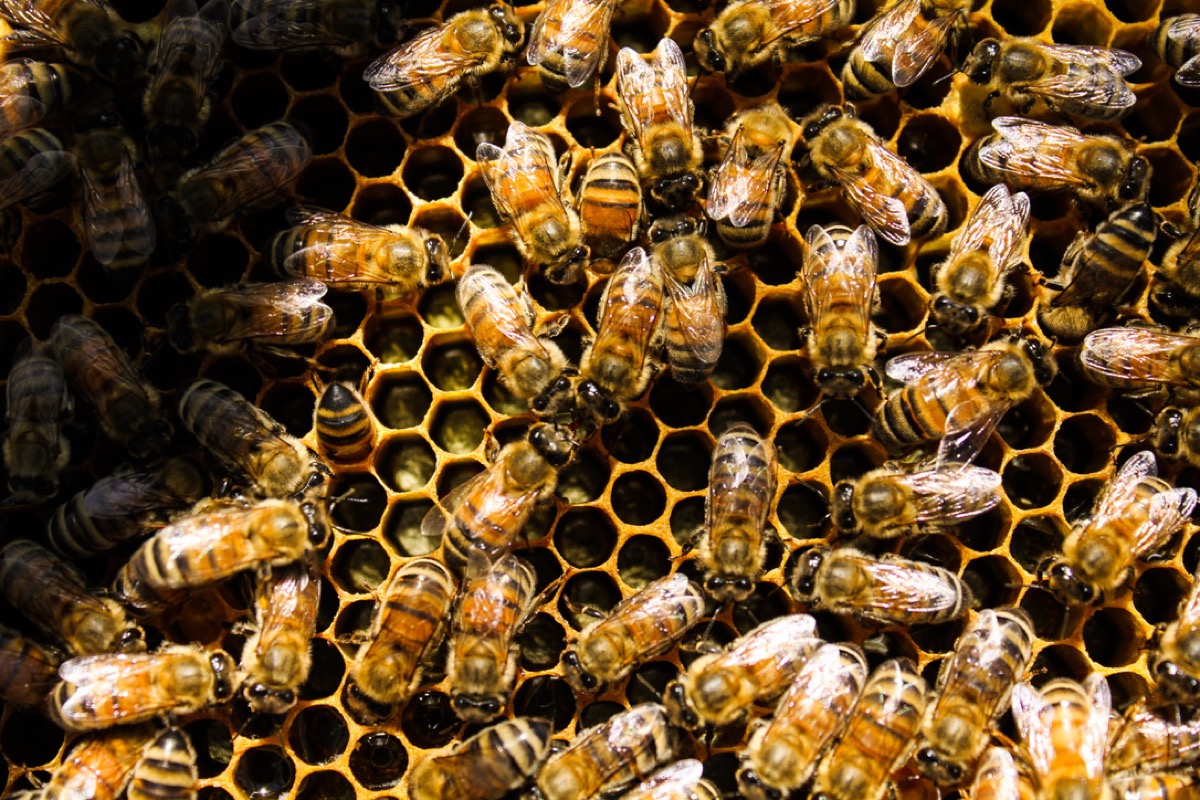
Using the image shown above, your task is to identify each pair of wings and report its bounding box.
[622,760,709,800]
[57,648,213,722]
[1012,43,1140,116]
[881,463,1003,527]
[768,642,867,725]
[78,140,156,266]
[857,0,960,88]
[947,183,1030,280]
[477,121,575,245]
[365,18,492,92]
[801,224,879,341]
[578,572,703,643]
[250,560,321,649]
[1165,16,1200,87]
[196,280,332,344]
[525,0,618,88]
[154,0,227,88]
[663,251,727,375]
[455,555,538,651]
[419,457,543,546]
[590,246,667,357]
[153,501,304,576]
[0,0,109,51]
[1011,675,1111,790]
[831,551,966,618]
[1079,327,1200,388]
[615,38,694,153]
[977,117,1117,189]
[6,344,71,423]
[281,207,420,285]
[189,122,312,223]
[702,614,820,678]
[820,134,925,246]
[1082,450,1198,556]
[0,140,73,214]
[0,61,65,139]
[933,607,1031,704]
[457,264,544,368]
[232,0,360,51]
[49,316,151,411]
[707,126,786,228]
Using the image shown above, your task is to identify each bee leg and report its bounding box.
[982,90,999,115]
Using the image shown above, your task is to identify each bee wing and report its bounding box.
[982,117,1095,187]
[1021,45,1140,114]
[0,92,45,139]
[938,392,1006,468]
[58,652,155,684]
[1179,53,1200,88]
[1133,487,1198,557]
[829,142,913,246]
[256,561,320,635]
[526,0,616,87]
[599,246,666,346]
[857,0,921,63]
[207,280,332,342]
[0,0,70,47]
[617,39,692,147]
[708,131,785,228]
[891,11,957,87]
[650,37,692,133]
[80,150,156,265]
[664,253,727,367]
[1090,449,1157,525]
[1081,673,1112,783]
[157,1,226,80]
[868,555,965,616]
[757,0,854,45]
[1080,327,1199,385]
[0,148,73,212]
[1011,682,1051,775]
[481,122,575,244]
[948,184,1029,272]
[365,26,473,91]
[624,760,705,799]
[893,465,1002,524]
[971,747,1023,800]
[802,223,878,338]
[884,349,984,384]
[420,467,490,543]
[232,0,349,49]
[281,208,399,284]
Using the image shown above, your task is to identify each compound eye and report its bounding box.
[734,577,752,592]
[816,368,835,384]
[934,295,951,310]
[916,748,937,765]
[964,307,980,324]
[849,371,866,387]
[948,765,963,782]
[249,684,270,699]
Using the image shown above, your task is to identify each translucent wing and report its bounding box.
[205,280,331,343]
[864,555,965,616]
[857,0,921,63]
[758,0,853,46]
[947,184,1030,274]
[650,38,692,135]
[256,561,319,638]
[526,0,616,87]
[1011,682,1051,776]
[717,614,819,675]
[937,394,1005,468]
[802,224,878,340]
[593,246,666,357]
[1090,450,1158,525]
[420,466,490,544]
[891,10,958,87]
[1022,44,1140,115]
[893,464,1002,523]
[980,117,1095,187]
[1131,487,1198,557]
[663,253,726,376]
[617,38,692,150]
[456,265,542,368]
[830,141,914,245]
[707,127,784,228]
[79,469,185,521]
[0,0,71,47]
[1081,673,1112,784]
[0,148,72,212]
[622,760,706,800]
[365,25,474,92]
[191,125,310,221]
[281,207,403,284]
[80,148,156,265]
[1179,54,1200,87]
[0,85,45,138]
[156,0,226,82]
[232,0,351,50]
[478,122,574,246]
[884,349,993,384]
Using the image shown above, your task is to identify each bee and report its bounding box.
[577,246,666,425]
[314,380,376,465]
[1155,561,1200,702]
[37,726,155,800]
[162,122,311,241]
[693,0,853,79]
[664,614,822,731]
[536,703,680,800]
[166,280,334,356]
[661,249,726,387]
[706,105,791,251]
[648,214,715,284]
[446,554,539,723]
[272,207,449,298]
[789,547,971,626]
[409,717,551,800]
[964,116,1150,209]
[737,642,869,800]
[577,151,643,267]
[49,315,170,460]
[0,624,62,707]
[616,38,703,212]
[128,727,197,800]
[623,760,720,800]
[1038,202,1156,343]
[968,747,1037,800]
[561,572,705,694]
[1153,406,1200,473]
[51,645,237,731]
[0,60,83,139]
[801,105,947,246]
[841,0,969,100]
[477,121,588,285]
[1152,179,1200,320]
[525,0,619,93]
[1109,700,1200,777]
[1152,15,1200,88]
[913,608,1035,787]
[1041,450,1196,606]
[364,5,525,119]
[238,559,321,715]
[873,336,1057,459]
[929,184,1030,336]
[4,340,72,502]
[801,223,881,398]
[1110,774,1198,800]
[0,0,140,79]
[0,127,75,213]
[1079,327,1200,394]
[1010,675,1111,800]
[231,0,399,55]
[0,539,142,656]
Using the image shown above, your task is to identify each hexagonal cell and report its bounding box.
[25,282,82,339]
[670,495,705,548]
[259,381,314,439]
[617,534,671,589]
[430,398,489,455]
[513,675,577,732]
[377,435,437,493]
[1133,566,1190,625]
[1104,0,1157,22]
[747,234,804,287]
[877,275,926,334]
[402,101,458,141]
[601,407,661,464]
[777,482,829,540]
[558,448,611,503]
[279,50,340,90]
[761,356,817,414]
[418,284,465,330]
[961,554,1022,609]
[775,418,827,475]
[657,431,712,492]
[233,745,295,800]
[1045,354,1102,414]
[559,570,622,631]
[1107,395,1154,437]
[1124,92,1185,145]
[997,392,1057,450]
[0,709,62,766]
[454,106,510,159]
[350,182,413,226]
[1002,452,1062,510]
[1018,592,1067,642]
[1054,414,1117,474]
[331,538,391,593]
[752,295,803,352]
[345,119,406,178]
[230,73,289,128]
[383,498,438,557]
[506,73,559,127]
[610,470,667,526]
[330,472,388,532]
[1050,2,1113,46]
[626,661,680,708]
[1031,643,1093,685]
[295,156,357,211]
[183,719,234,778]
[1009,516,1065,574]
[712,334,764,391]
[302,638,346,703]
[1145,147,1194,207]
[566,99,623,148]
[1063,477,1103,525]
[288,705,349,766]
[957,503,1011,553]
[552,507,617,569]
[828,442,884,484]
[0,262,28,315]
[402,146,464,201]
[412,206,471,261]
[821,398,875,439]
[896,115,961,174]
[1082,606,1143,668]
[315,343,371,383]
[422,338,482,391]
[610,3,671,53]
[289,95,349,155]
[298,771,356,800]
[349,732,408,792]
[398,690,459,748]
[373,371,433,430]
[462,174,501,230]
[649,378,713,430]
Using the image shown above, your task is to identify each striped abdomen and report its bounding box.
[579,153,641,260]
[128,727,198,800]
[0,625,60,706]
[315,382,375,463]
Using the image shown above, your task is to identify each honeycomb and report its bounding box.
[1,0,1199,797]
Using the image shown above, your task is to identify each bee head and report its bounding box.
[244,683,297,716]
[531,375,574,417]
[664,680,700,730]
[736,767,786,800]
[1154,407,1184,458]
[815,367,867,397]
[528,422,575,467]
[802,105,845,142]
[490,5,524,45]
[831,481,858,532]
[1038,558,1096,606]
[1121,155,1151,201]
[652,173,702,213]
[450,693,503,723]
[578,379,621,423]
[704,574,754,602]
[560,651,600,693]
[931,294,982,334]
[210,651,237,701]
[1154,656,1200,702]
[962,38,1000,84]
[915,747,967,787]
[789,547,827,599]
[1019,336,1057,386]
[693,28,726,74]
[424,236,450,285]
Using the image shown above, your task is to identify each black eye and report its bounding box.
[948,765,963,781]
[735,578,752,591]
[817,368,835,384]
[964,307,980,323]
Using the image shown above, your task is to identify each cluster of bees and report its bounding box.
[4,0,1200,799]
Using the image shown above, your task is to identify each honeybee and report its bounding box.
[1040,451,1196,606]
[0,624,62,707]
[0,127,74,213]
[664,614,821,731]
[536,703,680,800]
[1109,774,1198,800]
[929,184,1030,336]
[789,547,971,625]
[801,105,947,246]
[478,121,588,285]
[737,642,869,800]
[661,250,726,387]
[364,5,525,119]
[577,152,643,267]
[50,315,170,460]
[409,717,551,800]
[1153,406,1200,473]
[914,608,1035,787]
[1109,700,1200,777]
[314,380,375,465]
[964,116,1150,209]
[51,644,237,731]
[231,0,398,54]
[616,38,703,212]
[968,747,1037,800]
[128,727,197,800]
[623,760,720,800]
[273,207,449,297]
[648,215,715,284]
[345,557,455,721]
[37,726,155,800]
[561,572,705,694]
[238,559,321,715]
[842,0,969,99]
[1038,203,1156,343]
[446,554,539,723]
[0,0,140,79]
[1155,561,1200,702]
[873,336,1057,459]
[525,0,619,93]
[801,223,881,398]
[162,122,311,241]
[0,539,141,657]
[1153,15,1200,88]
[167,279,334,356]
[578,247,666,425]
[1080,327,1200,394]
[707,121,788,251]
[1152,180,1200,320]
[1011,675,1111,800]
[694,0,853,78]
[0,60,83,139]
[4,340,71,502]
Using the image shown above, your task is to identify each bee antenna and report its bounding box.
[688,68,701,101]
[932,68,959,86]
[849,396,874,422]
[633,671,662,699]
[451,212,473,259]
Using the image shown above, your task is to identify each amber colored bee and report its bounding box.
[457,263,573,415]
[801,105,946,246]
[446,554,539,723]
[624,760,721,800]
[238,559,321,715]
[561,572,705,694]
[1038,203,1156,343]
[4,340,71,502]
[811,658,928,800]
[273,206,449,298]
[577,151,643,267]
[409,717,551,800]
[707,105,792,251]
[578,247,666,425]
[344,557,455,721]
[842,0,968,100]
[616,38,703,212]
[1080,327,1200,394]
[0,0,141,79]
[1152,180,1200,320]
[365,5,524,119]
[964,116,1150,209]
[525,0,619,93]
[0,60,83,140]
[50,315,170,460]
[1155,561,1200,702]
[0,126,74,214]
[1039,451,1196,606]
[536,703,680,800]
[1153,15,1200,88]
[968,747,1037,800]
[51,645,237,731]
[801,223,880,398]
[1108,700,1200,778]
[665,614,821,731]
[0,624,61,707]
[661,249,726,388]
[913,608,1034,787]
[127,727,197,800]
[231,0,399,55]
[648,214,715,284]
[166,279,334,356]
[694,0,853,78]
[1110,773,1198,800]
[35,726,155,800]
[1011,675,1111,800]
[737,642,868,800]
[790,547,971,626]
[314,380,376,465]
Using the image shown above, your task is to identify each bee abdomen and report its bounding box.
[315,382,374,463]
[841,57,894,100]
[128,728,198,800]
